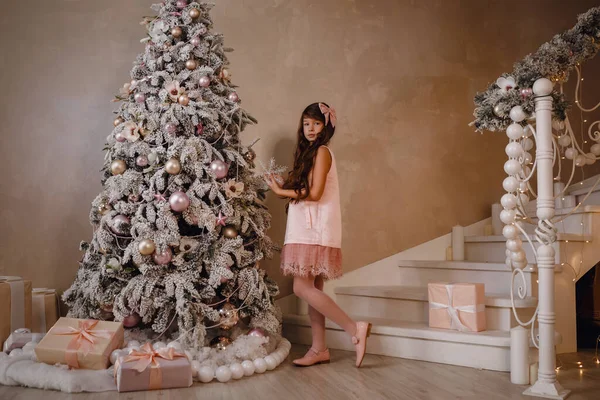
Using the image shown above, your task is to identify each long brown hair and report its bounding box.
[283,103,336,206]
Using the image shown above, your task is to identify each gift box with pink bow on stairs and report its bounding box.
[428,282,487,332]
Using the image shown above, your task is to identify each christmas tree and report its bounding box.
[62,0,282,353]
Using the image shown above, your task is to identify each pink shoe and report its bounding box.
[292,348,331,367]
[352,321,372,368]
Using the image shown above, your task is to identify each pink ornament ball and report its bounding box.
[123,313,141,328]
[169,191,190,212]
[153,247,173,265]
[228,92,239,102]
[199,76,210,88]
[248,327,266,338]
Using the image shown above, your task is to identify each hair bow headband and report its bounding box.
[318,103,337,128]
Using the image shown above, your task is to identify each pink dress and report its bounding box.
[280,146,343,280]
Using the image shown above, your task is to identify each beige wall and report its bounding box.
[1,0,598,298]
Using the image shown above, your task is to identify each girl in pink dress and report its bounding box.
[266,102,371,368]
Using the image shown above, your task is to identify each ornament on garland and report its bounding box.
[228,92,239,102]
[110,160,127,175]
[111,215,131,236]
[215,211,227,227]
[153,247,173,265]
[134,93,146,104]
[169,191,190,212]
[165,122,177,135]
[218,302,239,330]
[222,225,238,239]
[496,76,516,93]
[178,94,190,106]
[247,327,266,338]
[171,27,183,38]
[493,104,506,118]
[186,59,198,71]
[136,155,149,167]
[199,76,210,87]
[210,335,232,351]
[114,131,126,143]
[224,179,244,198]
[165,158,182,175]
[138,239,156,256]
[243,148,256,163]
[123,313,141,328]
[190,36,201,46]
[165,81,184,102]
[176,0,188,9]
[210,160,229,179]
[122,121,141,142]
[189,8,200,19]
[98,202,112,215]
[219,69,231,82]
[113,117,124,127]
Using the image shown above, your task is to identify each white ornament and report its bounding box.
[522,138,534,152]
[506,123,524,140]
[153,341,167,350]
[503,224,519,240]
[126,340,140,348]
[500,209,517,224]
[505,257,512,268]
[523,125,533,137]
[565,147,578,160]
[504,159,522,175]
[557,135,571,147]
[506,238,523,252]
[110,349,124,365]
[509,106,527,123]
[216,366,232,382]
[242,360,255,376]
[253,358,267,374]
[264,355,278,370]
[522,151,533,165]
[503,177,519,193]
[519,181,529,192]
[586,153,596,165]
[9,348,23,357]
[532,78,553,96]
[501,194,518,209]
[591,143,600,156]
[198,365,214,382]
[167,341,183,352]
[513,260,528,270]
[229,363,245,379]
[505,142,524,158]
[519,193,530,206]
[511,250,526,262]
[575,154,586,167]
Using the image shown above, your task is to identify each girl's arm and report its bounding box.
[267,147,332,201]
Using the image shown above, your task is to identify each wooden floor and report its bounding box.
[1,346,599,399]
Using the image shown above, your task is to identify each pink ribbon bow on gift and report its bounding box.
[318,103,337,128]
[50,319,113,368]
[115,342,186,390]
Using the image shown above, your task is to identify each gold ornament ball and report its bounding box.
[165,158,182,175]
[172,27,183,38]
[186,59,198,70]
[218,302,239,330]
[178,94,190,106]
[98,202,112,215]
[113,117,124,127]
[111,160,127,175]
[189,8,200,19]
[210,335,232,351]
[222,225,238,239]
[243,149,256,163]
[138,239,156,256]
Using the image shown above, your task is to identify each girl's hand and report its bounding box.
[264,173,283,196]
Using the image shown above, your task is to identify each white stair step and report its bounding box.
[521,206,598,235]
[464,234,592,263]
[283,314,560,372]
[334,285,536,331]
[396,260,535,296]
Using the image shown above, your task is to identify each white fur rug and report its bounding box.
[0,352,116,392]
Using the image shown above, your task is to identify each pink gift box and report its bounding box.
[428,282,486,332]
[115,343,193,392]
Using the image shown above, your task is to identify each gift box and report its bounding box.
[3,331,45,353]
[31,288,60,333]
[428,282,486,332]
[0,276,33,346]
[34,318,124,369]
[115,342,193,392]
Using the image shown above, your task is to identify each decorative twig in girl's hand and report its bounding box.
[256,158,287,186]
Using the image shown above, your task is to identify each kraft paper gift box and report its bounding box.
[31,288,60,333]
[34,317,124,369]
[115,342,193,392]
[428,282,486,332]
[0,276,33,346]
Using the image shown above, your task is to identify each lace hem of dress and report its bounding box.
[280,244,343,280]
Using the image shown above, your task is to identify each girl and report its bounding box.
[266,102,371,368]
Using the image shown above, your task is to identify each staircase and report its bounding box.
[281,174,600,372]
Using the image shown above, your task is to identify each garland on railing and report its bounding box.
[472,6,600,133]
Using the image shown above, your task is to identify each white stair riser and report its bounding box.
[283,324,514,372]
[395,267,532,295]
[465,241,564,264]
[519,212,593,235]
[336,294,535,331]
